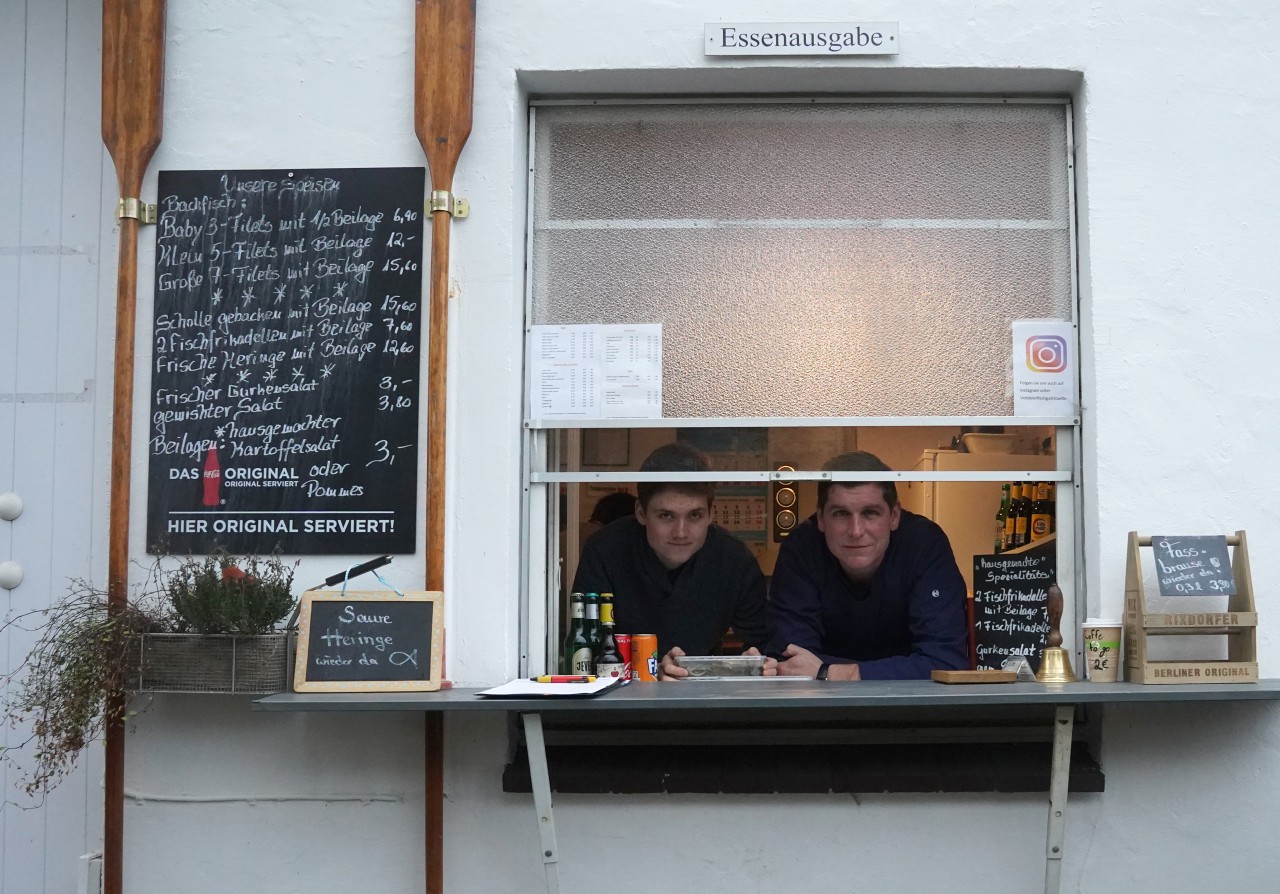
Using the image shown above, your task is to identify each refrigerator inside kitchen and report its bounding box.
[898,449,1056,594]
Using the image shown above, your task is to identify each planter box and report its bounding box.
[135,633,290,694]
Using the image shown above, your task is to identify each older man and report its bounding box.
[768,451,968,681]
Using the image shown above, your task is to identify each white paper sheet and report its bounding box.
[1011,319,1076,416]
[477,677,623,698]
[529,324,662,419]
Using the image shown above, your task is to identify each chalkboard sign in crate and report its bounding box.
[1124,531,1257,684]
[135,633,291,694]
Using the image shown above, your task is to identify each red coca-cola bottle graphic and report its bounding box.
[201,444,222,506]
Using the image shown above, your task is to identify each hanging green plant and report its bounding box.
[1,577,170,799]
[2,550,298,800]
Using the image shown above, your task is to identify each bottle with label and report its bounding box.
[579,592,602,673]
[1002,481,1017,551]
[595,593,626,679]
[994,483,1011,553]
[562,592,588,674]
[1013,483,1030,548]
[201,444,222,507]
[1046,483,1057,534]
[1030,482,1052,542]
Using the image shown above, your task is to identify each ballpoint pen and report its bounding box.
[531,675,596,683]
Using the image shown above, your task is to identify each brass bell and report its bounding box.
[1035,583,1079,683]
[1036,646,1078,683]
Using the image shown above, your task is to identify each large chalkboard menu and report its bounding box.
[146,167,425,554]
[972,541,1056,672]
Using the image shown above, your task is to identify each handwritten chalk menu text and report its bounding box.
[294,592,443,692]
[972,541,1056,672]
[146,168,425,554]
[1152,535,1237,596]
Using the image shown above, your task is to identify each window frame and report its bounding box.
[519,97,1083,679]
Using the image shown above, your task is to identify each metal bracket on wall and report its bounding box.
[429,189,469,218]
[116,198,157,224]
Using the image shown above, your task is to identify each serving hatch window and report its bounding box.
[521,99,1081,676]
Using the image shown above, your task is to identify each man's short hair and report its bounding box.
[817,451,898,510]
[636,442,715,509]
[589,491,637,525]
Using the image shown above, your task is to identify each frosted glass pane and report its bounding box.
[530,102,1073,418]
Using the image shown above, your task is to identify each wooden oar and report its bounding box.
[414,2,475,892]
[101,2,167,893]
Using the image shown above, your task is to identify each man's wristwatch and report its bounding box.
[815,662,831,681]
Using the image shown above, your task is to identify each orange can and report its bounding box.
[631,633,659,681]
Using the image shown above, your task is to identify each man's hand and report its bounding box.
[776,644,823,677]
[742,646,777,676]
[776,644,861,680]
[658,646,689,681]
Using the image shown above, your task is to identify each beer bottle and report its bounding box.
[562,592,588,674]
[595,593,626,679]
[1002,481,1017,551]
[1046,483,1057,533]
[574,592,602,674]
[995,483,1011,553]
[1013,483,1030,548]
[1031,482,1052,542]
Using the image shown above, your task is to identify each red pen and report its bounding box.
[531,675,596,683]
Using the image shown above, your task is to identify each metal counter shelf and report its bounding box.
[255,677,1280,713]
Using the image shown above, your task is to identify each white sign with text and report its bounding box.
[530,324,663,420]
[705,22,899,56]
[1012,320,1076,416]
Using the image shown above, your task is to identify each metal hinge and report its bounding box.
[116,197,157,224]
[429,189,469,219]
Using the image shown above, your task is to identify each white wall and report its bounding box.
[4,1,1280,892]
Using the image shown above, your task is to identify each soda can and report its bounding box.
[615,634,632,681]
[631,633,659,681]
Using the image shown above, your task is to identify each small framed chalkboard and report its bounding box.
[972,540,1056,672]
[1150,535,1236,596]
[294,590,443,692]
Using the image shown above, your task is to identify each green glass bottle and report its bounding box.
[578,592,603,673]
[562,592,588,674]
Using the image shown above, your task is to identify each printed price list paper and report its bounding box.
[146,167,426,554]
[530,324,662,419]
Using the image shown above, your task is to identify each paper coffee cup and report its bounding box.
[1082,619,1122,683]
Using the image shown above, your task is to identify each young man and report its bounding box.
[768,451,968,681]
[572,442,771,679]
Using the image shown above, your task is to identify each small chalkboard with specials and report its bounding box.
[972,540,1056,672]
[145,167,426,555]
[294,591,443,692]
[1151,535,1236,597]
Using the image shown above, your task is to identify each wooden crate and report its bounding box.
[1124,531,1257,684]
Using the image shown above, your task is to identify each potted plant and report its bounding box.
[137,550,298,694]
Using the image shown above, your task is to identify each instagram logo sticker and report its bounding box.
[1026,335,1068,373]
